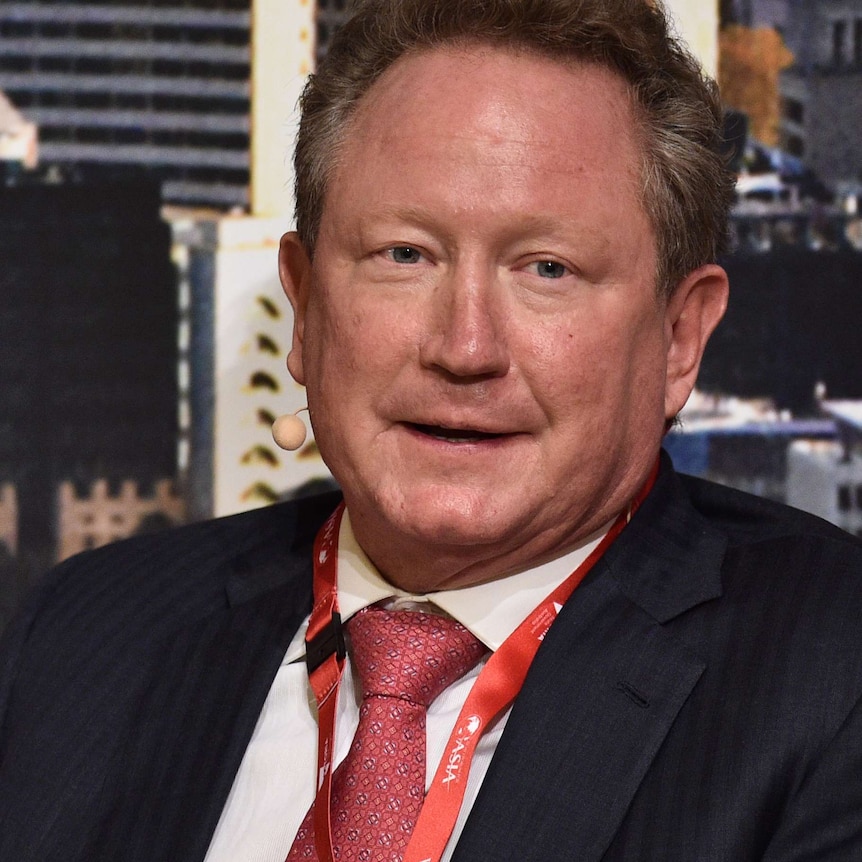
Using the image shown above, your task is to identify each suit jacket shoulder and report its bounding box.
[0,491,340,862]
[454,460,862,862]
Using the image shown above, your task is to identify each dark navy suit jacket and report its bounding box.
[3,455,862,860]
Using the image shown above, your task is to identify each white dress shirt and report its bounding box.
[205,510,607,862]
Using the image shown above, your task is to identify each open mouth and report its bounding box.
[408,423,504,443]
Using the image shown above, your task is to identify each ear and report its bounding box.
[663,264,729,420]
[278,231,313,386]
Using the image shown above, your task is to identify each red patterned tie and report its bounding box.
[287,605,487,862]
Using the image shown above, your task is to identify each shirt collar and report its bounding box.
[423,531,608,649]
[285,508,609,662]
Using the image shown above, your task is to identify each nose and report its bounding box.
[419,265,510,380]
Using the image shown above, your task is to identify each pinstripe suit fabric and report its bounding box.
[2,455,862,861]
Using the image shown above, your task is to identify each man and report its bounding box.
[2,0,862,860]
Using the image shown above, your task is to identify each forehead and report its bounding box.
[329,44,645,211]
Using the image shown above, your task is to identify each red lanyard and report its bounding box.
[300,462,657,862]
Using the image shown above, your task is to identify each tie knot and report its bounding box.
[347,606,487,708]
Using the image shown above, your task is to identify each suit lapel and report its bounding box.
[83,494,339,862]
[453,460,727,862]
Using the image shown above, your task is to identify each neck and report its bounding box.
[342,457,659,593]
[348,508,623,594]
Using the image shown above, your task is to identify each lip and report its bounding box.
[400,421,522,446]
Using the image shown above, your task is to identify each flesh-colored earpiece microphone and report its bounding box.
[272,407,309,451]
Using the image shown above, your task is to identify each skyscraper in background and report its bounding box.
[0,1,252,209]
[777,0,862,192]
[729,0,862,192]
[0,0,352,211]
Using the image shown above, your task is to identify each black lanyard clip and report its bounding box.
[305,611,346,674]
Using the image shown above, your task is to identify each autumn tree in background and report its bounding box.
[719,25,794,147]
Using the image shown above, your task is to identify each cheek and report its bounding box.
[305,289,417,407]
[612,315,672,430]
[304,289,361,374]
[533,305,665,416]
[531,314,621,393]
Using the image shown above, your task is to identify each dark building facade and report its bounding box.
[0,178,178,572]
[700,212,862,413]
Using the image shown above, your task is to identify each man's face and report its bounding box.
[281,46,726,590]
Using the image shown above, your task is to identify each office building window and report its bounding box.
[785,134,805,158]
[782,97,804,125]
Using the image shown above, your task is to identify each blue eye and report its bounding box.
[388,246,423,264]
[533,260,567,279]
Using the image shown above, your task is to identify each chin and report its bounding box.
[382,485,522,548]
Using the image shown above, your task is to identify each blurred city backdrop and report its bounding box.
[1,0,862,631]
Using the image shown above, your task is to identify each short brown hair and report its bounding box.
[293,0,734,295]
